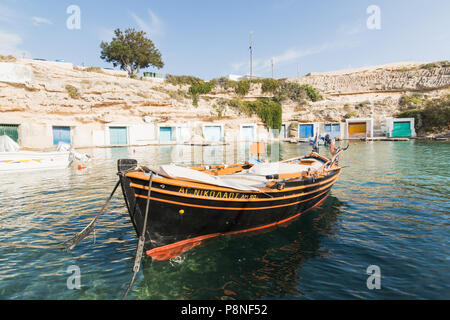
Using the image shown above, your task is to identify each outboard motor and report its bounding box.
[324,134,331,146]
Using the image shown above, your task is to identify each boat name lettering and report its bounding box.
[178,187,257,199]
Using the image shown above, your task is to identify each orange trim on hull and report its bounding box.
[128,169,341,195]
[146,192,330,260]
[130,172,340,203]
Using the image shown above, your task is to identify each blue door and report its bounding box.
[53,126,71,145]
[204,126,222,142]
[299,124,314,138]
[280,124,286,138]
[324,123,340,139]
[109,127,127,145]
[159,127,173,142]
[241,126,254,140]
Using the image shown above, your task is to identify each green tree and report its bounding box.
[100,28,164,77]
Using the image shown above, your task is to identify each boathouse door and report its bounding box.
[109,127,128,145]
[280,124,286,138]
[348,122,367,138]
[392,121,411,137]
[0,124,19,142]
[241,125,255,141]
[324,123,341,139]
[52,126,71,145]
[203,126,222,142]
[299,124,314,138]
[159,127,173,143]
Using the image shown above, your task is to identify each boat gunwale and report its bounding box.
[125,166,342,194]
[129,170,341,202]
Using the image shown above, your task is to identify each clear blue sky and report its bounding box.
[1,0,449,79]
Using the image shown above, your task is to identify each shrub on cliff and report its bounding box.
[0,54,16,62]
[274,82,322,103]
[227,98,282,130]
[235,80,251,96]
[395,94,450,132]
[166,74,204,86]
[188,80,215,107]
[65,85,81,99]
[399,93,427,109]
[261,78,281,93]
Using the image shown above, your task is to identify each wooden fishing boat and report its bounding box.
[118,149,344,261]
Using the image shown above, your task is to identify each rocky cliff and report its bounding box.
[0,59,449,135]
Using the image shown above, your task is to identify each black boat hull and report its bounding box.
[119,166,341,260]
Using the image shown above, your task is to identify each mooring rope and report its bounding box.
[0,180,121,251]
[122,171,153,300]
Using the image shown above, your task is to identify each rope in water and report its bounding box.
[0,180,121,251]
[122,171,153,300]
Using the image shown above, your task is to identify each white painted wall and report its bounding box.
[0,62,33,84]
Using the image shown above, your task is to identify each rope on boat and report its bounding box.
[0,180,121,251]
[61,180,121,250]
[122,171,154,300]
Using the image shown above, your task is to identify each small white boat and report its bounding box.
[0,135,73,173]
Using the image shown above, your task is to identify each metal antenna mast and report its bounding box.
[249,32,253,79]
[271,58,274,78]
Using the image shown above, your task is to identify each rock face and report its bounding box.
[289,63,450,95]
[0,59,448,148]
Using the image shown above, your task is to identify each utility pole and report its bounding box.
[249,32,253,79]
[297,63,300,77]
[271,58,274,78]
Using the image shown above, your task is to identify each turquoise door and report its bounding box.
[109,127,127,145]
[0,124,19,142]
[299,124,314,138]
[204,126,222,142]
[159,127,173,142]
[241,126,254,140]
[53,126,71,145]
[392,122,411,137]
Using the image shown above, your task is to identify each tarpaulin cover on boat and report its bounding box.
[158,164,261,191]
[156,160,324,191]
[0,135,19,152]
[247,161,323,176]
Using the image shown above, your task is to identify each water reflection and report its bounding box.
[1,141,448,299]
[136,196,345,300]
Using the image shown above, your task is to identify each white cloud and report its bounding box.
[130,9,163,37]
[0,29,27,57]
[32,16,53,26]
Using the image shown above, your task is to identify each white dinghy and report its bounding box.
[0,135,74,172]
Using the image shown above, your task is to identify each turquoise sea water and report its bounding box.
[0,141,448,299]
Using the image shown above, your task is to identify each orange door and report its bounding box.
[348,122,366,137]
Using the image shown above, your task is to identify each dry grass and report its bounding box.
[0,54,16,62]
